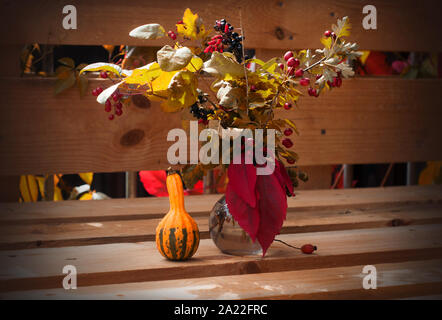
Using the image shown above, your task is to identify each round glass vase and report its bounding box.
[209,195,262,256]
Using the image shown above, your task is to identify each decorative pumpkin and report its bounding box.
[155,170,200,260]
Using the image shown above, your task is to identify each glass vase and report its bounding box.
[209,195,262,256]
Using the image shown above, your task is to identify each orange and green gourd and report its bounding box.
[155,171,200,260]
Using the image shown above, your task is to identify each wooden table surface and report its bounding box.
[0,185,441,299]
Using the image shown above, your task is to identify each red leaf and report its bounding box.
[255,173,287,255]
[274,160,294,196]
[226,162,257,208]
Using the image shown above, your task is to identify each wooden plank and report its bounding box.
[1,185,441,224]
[0,203,441,250]
[1,77,442,175]
[1,0,441,51]
[2,259,442,300]
[295,165,332,190]
[1,224,442,292]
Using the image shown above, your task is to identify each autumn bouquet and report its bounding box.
[80,8,361,255]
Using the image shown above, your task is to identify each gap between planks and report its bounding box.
[0,202,441,250]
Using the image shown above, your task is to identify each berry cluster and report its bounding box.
[91,86,124,120]
[189,93,214,125]
[206,19,244,62]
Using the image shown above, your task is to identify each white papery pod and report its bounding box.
[129,23,166,39]
[97,81,123,104]
[157,45,192,72]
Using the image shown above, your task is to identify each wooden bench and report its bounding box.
[0,0,441,299]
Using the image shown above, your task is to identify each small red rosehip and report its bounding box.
[92,88,98,96]
[284,128,293,136]
[112,92,120,102]
[282,138,293,148]
[167,30,177,40]
[95,87,103,95]
[177,20,183,24]
[287,66,295,76]
[115,102,123,110]
[250,85,257,92]
[287,158,295,164]
[108,114,115,120]
[299,78,310,86]
[115,108,123,116]
[335,77,342,87]
[290,58,300,68]
[283,102,292,110]
[295,69,304,77]
[283,51,293,61]
[278,63,285,70]
[287,57,296,67]
[316,74,322,80]
[331,32,337,39]
[100,71,108,79]
[104,104,112,112]
[105,99,112,108]
[324,30,332,37]
[301,244,317,254]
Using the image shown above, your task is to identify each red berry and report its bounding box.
[95,87,103,95]
[104,104,111,112]
[250,85,257,92]
[284,128,293,136]
[92,88,98,96]
[316,74,322,80]
[278,63,284,70]
[301,244,317,254]
[115,102,123,110]
[112,92,120,102]
[282,138,293,148]
[287,66,295,76]
[177,20,183,24]
[283,51,293,61]
[299,78,310,86]
[331,32,337,39]
[105,99,111,108]
[100,71,108,79]
[168,31,177,40]
[287,158,295,164]
[115,108,123,116]
[287,57,296,67]
[295,69,304,77]
[283,102,292,110]
[308,87,316,96]
[108,114,115,120]
[324,30,332,37]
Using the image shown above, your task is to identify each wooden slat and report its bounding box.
[0,203,441,250]
[1,185,441,224]
[3,259,442,299]
[1,0,441,51]
[1,224,442,292]
[1,77,441,175]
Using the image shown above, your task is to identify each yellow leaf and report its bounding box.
[79,172,93,185]
[186,56,204,72]
[320,37,332,49]
[79,192,93,200]
[163,70,198,112]
[336,16,351,38]
[124,62,162,84]
[176,8,209,40]
[150,70,178,96]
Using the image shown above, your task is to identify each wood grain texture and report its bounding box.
[0,202,441,250]
[1,224,442,292]
[1,0,441,51]
[1,77,441,175]
[1,185,441,224]
[3,259,442,299]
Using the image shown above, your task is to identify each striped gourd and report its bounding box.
[155,171,200,260]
